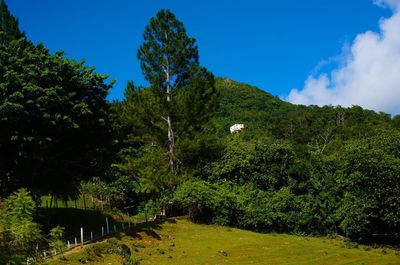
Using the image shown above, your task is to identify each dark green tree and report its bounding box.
[209,134,253,184]
[0,0,25,45]
[0,39,113,198]
[111,83,164,148]
[336,130,400,239]
[137,9,216,173]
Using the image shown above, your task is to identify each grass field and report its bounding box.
[47,217,400,265]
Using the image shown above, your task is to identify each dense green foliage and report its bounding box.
[0,189,42,264]
[337,131,400,239]
[0,34,112,198]
[173,130,400,241]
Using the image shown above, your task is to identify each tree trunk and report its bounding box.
[165,46,175,173]
[50,195,53,208]
[167,114,174,173]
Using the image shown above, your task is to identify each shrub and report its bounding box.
[49,226,66,254]
[0,188,42,262]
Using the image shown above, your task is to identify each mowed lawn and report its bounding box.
[49,218,400,265]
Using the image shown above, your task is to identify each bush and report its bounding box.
[0,188,42,262]
[138,199,162,221]
[173,180,218,223]
[173,180,326,234]
[49,226,66,254]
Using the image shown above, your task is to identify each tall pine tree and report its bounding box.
[137,10,216,173]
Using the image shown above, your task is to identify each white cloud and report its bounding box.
[374,0,400,11]
[287,0,400,115]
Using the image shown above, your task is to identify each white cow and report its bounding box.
[230,124,244,134]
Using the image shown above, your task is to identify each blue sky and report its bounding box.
[7,0,393,102]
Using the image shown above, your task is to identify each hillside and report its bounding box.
[212,78,295,138]
[49,218,400,265]
[213,77,395,144]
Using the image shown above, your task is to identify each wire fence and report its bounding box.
[26,214,157,264]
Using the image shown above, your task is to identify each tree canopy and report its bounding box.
[0,39,113,198]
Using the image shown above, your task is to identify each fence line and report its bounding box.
[27,214,158,264]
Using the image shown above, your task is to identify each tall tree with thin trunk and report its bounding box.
[137,10,199,173]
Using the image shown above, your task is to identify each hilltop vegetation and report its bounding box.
[213,77,395,143]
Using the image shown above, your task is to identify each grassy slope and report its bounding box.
[49,218,400,265]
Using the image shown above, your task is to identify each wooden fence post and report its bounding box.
[80,227,83,247]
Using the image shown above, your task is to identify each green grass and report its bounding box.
[48,217,400,265]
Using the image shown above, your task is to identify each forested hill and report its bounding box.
[213,77,398,144]
[212,77,295,138]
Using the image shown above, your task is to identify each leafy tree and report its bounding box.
[137,9,216,173]
[209,134,253,184]
[0,38,113,197]
[111,83,164,148]
[337,130,400,239]
[307,152,342,234]
[113,145,181,196]
[238,187,303,232]
[0,0,25,45]
[209,136,303,192]
[173,180,220,223]
[250,140,299,191]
